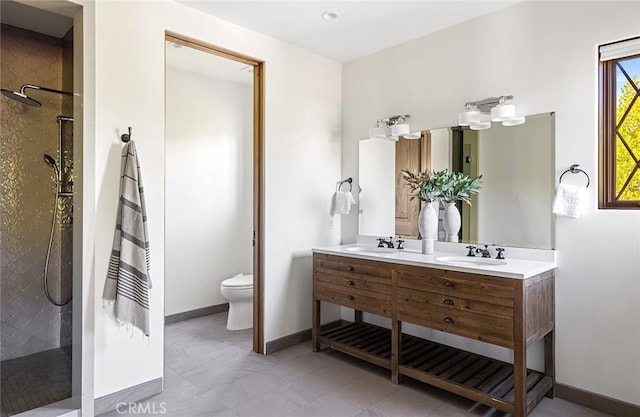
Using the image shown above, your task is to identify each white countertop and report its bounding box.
[312,244,557,279]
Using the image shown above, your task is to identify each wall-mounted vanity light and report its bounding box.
[458,95,525,130]
[369,114,421,141]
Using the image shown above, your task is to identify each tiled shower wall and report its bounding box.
[0,24,73,361]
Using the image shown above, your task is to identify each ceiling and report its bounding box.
[176,1,519,62]
[1,1,520,62]
[1,1,74,38]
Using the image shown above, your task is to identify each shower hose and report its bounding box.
[44,174,72,306]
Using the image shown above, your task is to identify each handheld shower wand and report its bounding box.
[42,153,71,306]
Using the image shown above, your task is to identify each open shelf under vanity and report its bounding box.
[320,321,553,415]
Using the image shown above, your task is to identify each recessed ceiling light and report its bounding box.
[321,11,339,21]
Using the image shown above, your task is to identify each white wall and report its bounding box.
[477,113,553,248]
[358,139,395,236]
[91,0,341,398]
[342,1,640,405]
[165,67,253,316]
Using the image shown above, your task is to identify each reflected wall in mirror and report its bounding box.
[358,112,555,249]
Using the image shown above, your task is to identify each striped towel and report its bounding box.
[103,140,152,336]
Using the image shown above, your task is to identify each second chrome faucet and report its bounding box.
[466,244,506,259]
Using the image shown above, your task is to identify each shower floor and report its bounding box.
[0,346,72,417]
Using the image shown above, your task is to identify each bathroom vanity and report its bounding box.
[311,245,556,417]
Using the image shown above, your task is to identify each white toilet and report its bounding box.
[220,273,253,330]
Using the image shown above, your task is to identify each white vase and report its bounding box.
[418,201,439,241]
[443,202,461,242]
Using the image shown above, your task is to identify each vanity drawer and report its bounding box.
[397,298,514,348]
[396,265,514,306]
[316,270,390,296]
[315,254,392,280]
[396,287,513,320]
[314,281,393,317]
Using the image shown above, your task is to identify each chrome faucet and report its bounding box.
[475,245,491,258]
[377,236,395,248]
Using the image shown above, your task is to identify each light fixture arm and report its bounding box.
[465,95,514,113]
[377,114,410,127]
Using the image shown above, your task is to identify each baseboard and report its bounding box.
[94,377,163,416]
[12,397,79,417]
[265,320,342,354]
[555,383,640,417]
[164,303,229,325]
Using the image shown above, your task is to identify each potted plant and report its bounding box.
[440,171,483,242]
[401,169,448,249]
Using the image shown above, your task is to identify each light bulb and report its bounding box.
[491,104,515,122]
[502,115,526,126]
[458,109,480,126]
[469,121,491,130]
[369,126,387,139]
[391,123,410,137]
[403,132,421,139]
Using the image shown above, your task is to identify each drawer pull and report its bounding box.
[444,281,455,288]
[443,299,454,306]
[443,317,455,324]
[346,280,355,286]
[346,266,355,272]
[346,295,355,301]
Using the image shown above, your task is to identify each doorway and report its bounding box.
[163,33,264,353]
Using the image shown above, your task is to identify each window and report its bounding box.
[599,37,640,208]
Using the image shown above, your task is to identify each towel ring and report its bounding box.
[337,177,353,192]
[559,164,590,188]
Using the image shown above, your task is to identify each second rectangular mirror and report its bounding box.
[358,112,555,249]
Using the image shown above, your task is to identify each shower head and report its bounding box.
[1,84,73,107]
[43,154,59,172]
[1,89,41,107]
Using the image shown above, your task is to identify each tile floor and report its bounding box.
[101,313,611,417]
[0,346,72,417]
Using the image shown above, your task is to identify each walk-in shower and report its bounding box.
[2,91,74,307]
[1,21,75,416]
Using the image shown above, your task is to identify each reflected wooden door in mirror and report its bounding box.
[395,132,430,238]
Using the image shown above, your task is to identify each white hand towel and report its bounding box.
[552,183,586,219]
[334,191,356,215]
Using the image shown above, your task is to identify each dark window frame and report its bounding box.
[598,39,640,209]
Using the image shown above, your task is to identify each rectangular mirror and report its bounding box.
[358,112,555,249]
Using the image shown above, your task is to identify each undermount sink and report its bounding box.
[346,246,398,255]
[435,256,507,266]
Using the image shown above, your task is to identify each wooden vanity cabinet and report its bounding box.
[312,253,555,417]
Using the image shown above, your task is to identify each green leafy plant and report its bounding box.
[440,171,483,205]
[402,169,483,205]
[401,169,448,202]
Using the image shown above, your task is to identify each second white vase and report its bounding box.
[443,202,461,242]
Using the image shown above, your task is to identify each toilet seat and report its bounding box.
[221,273,253,289]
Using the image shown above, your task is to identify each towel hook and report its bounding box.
[559,164,590,188]
[121,127,132,143]
[337,177,353,192]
